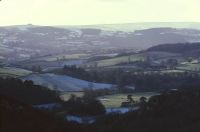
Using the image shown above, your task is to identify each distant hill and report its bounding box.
[1,23,200,62]
[61,22,200,32]
[147,43,200,57]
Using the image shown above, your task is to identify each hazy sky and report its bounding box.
[0,0,200,26]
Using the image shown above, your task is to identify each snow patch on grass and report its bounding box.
[22,73,113,91]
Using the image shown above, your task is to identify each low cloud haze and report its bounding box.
[0,0,200,26]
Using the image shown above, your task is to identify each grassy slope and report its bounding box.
[0,67,32,78]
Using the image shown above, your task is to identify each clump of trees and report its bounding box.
[121,95,147,108]
[121,94,135,107]
[0,78,61,105]
[63,90,106,116]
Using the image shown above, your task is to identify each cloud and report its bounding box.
[0,0,200,26]
[98,0,128,2]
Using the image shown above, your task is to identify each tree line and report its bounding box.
[55,65,200,92]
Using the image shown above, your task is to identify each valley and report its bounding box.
[1,23,200,132]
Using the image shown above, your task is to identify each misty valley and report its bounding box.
[2,23,200,132]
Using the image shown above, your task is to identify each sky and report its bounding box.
[0,0,200,26]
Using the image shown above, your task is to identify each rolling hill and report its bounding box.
[1,23,200,63]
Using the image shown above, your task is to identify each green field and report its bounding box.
[60,92,158,108]
[37,53,89,62]
[90,54,144,67]
[0,67,32,78]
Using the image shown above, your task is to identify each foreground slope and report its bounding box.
[92,88,200,132]
[0,95,83,132]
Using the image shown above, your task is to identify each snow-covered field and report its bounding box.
[22,73,114,91]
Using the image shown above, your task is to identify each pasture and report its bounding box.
[60,92,158,108]
[90,54,144,67]
[0,67,32,78]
